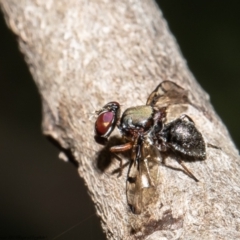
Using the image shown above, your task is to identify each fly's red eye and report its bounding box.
[95,111,114,137]
[95,101,120,138]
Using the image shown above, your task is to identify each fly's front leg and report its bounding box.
[110,142,133,176]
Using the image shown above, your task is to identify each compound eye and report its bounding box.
[95,111,115,137]
[95,101,120,138]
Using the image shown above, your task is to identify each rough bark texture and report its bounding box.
[1,0,239,239]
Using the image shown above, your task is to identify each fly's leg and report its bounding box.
[110,142,133,152]
[207,143,221,150]
[180,114,194,123]
[176,158,199,182]
[159,143,198,181]
[110,142,133,176]
[111,153,123,175]
[126,137,142,185]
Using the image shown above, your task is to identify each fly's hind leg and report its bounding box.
[207,143,221,150]
[176,158,199,182]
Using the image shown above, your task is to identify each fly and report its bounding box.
[94,80,217,214]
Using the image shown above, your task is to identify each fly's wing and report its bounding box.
[127,142,161,214]
[127,158,142,214]
[146,80,189,108]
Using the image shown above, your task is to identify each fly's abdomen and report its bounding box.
[160,118,206,159]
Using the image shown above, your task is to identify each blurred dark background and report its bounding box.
[0,1,239,239]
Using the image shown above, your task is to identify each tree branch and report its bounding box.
[1,0,239,239]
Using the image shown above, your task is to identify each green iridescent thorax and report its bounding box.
[120,105,154,131]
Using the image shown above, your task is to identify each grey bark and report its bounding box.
[1,0,239,239]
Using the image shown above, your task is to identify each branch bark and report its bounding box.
[1,0,239,239]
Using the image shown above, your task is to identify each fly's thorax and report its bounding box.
[119,105,154,134]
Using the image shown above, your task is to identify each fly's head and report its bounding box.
[94,101,120,144]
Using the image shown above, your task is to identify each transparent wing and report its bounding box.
[127,141,161,214]
[146,80,189,108]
